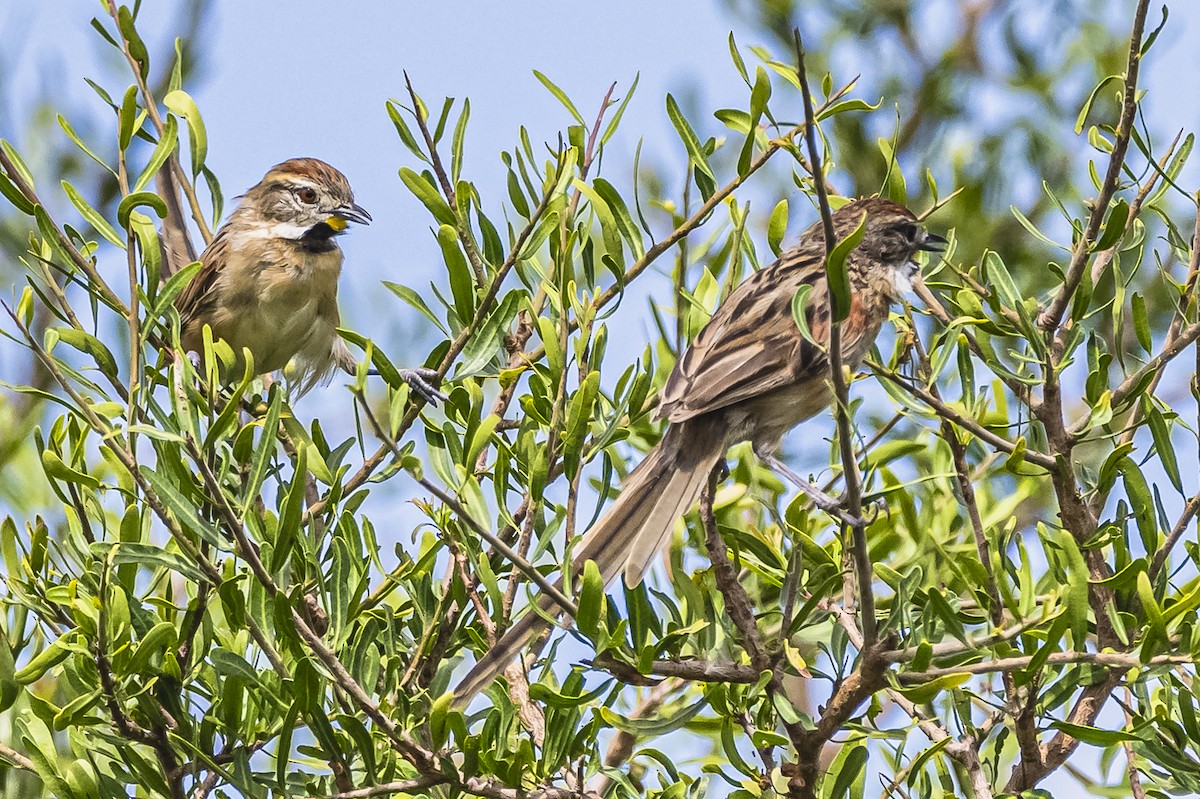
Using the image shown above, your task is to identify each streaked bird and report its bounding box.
[454,197,946,704]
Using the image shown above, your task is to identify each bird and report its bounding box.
[173,157,444,400]
[452,197,946,705]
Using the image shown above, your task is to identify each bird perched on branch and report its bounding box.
[454,197,946,705]
[174,157,443,400]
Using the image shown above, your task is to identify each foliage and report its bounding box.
[1,2,1199,799]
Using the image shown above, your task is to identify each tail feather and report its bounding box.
[451,419,725,707]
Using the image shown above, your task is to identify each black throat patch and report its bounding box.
[299,222,339,253]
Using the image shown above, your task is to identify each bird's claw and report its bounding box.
[400,367,448,406]
[760,454,880,528]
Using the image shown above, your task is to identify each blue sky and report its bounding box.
[3,1,1200,793]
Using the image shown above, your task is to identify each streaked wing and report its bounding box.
[175,228,230,329]
[659,255,831,423]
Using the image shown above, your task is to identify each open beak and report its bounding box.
[917,232,948,252]
[331,202,372,227]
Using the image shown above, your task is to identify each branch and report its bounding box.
[105,0,213,244]
[794,28,875,650]
[403,72,487,284]
[899,651,1195,682]
[522,78,858,365]
[869,359,1056,469]
[1037,0,1150,332]
[352,390,578,618]
[699,473,769,670]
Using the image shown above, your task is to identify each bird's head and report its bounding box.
[242,157,371,248]
[825,197,947,296]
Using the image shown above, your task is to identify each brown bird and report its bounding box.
[453,197,945,704]
[175,157,443,399]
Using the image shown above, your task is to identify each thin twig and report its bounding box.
[794,27,875,650]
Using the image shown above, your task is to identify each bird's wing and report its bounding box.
[174,228,231,330]
[658,259,831,424]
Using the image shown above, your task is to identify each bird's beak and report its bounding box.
[916,232,948,252]
[327,203,372,230]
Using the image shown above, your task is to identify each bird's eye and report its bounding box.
[895,222,918,241]
[296,187,319,204]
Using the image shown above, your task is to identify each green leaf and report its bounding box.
[1053,527,1091,649]
[152,260,202,319]
[54,327,120,378]
[438,223,475,319]
[118,85,139,151]
[562,370,600,478]
[116,5,150,79]
[1117,456,1157,552]
[450,97,470,184]
[57,115,115,176]
[1146,403,1182,494]
[273,446,307,573]
[117,191,167,229]
[665,93,715,180]
[243,388,283,509]
[62,181,124,248]
[823,741,866,799]
[791,283,820,347]
[1093,198,1129,251]
[138,466,223,548]
[599,698,707,737]
[127,621,177,674]
[1050,720,1142,746]
[383,281,447,335]
[592,178,645,259]
[163,89,208,178]
[896,672,971,703]
[41,450,99,490]
[532,70,584,124]
[0,168,34,215]
[398,167,455,226]
[132,115,178,193]
[600,73,640,145]
[108,542,205,583]
[727,32,749,84]
[14,633,78,684]
[1130,292,1151,353]
[816,97,882,121]
[1075,75,1122,134]
[825,210,868,322]
[575,559,604,639]
[768,198,788,256]
[455,290,522,378]
[1,140,35,190]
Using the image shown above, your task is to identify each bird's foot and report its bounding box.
[399,367,448,406]
[761,455,876,528]
[714,458,731,483]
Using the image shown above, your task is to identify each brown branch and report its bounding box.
[403,72,487,284]
[700,473,769,670]
[899,651,1194,682]
[869,359,1055,469]
[522,79,857,365]
[104,0,213,244]
[592,654,760,684]
[1037,0,1150,332]
[794,28,875,653]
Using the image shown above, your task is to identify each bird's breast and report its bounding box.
[217,241,344,373]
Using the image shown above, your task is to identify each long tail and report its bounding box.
[451,419,724,707]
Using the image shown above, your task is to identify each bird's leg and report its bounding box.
[757,451,871,528]
[364,366,448,405]
[398,367,448,405]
